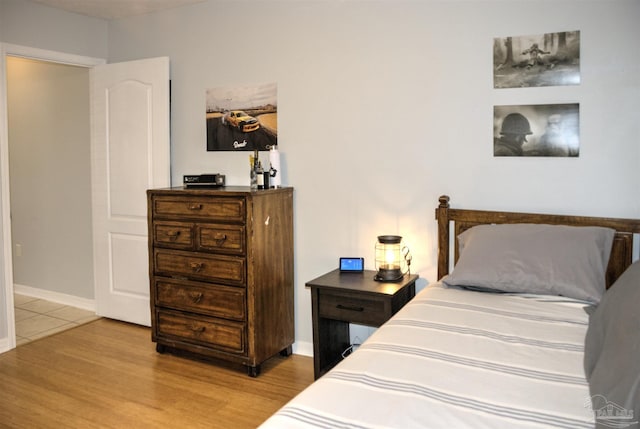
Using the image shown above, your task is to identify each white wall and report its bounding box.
[0,0,108,59]
[105,0,640,351]
[7,57,94,299]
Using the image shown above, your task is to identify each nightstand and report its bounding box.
[307,269,418,379]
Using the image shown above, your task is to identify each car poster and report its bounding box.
[206,82,277,151]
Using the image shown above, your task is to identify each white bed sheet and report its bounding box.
[259,282,596,429]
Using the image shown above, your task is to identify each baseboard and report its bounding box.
[0,336,11,353]
[293,340,313,357]
[13,284,96,312]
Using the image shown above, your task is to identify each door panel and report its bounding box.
[110,233,149,296]
[108,80,152,217]
[91,57,170,326]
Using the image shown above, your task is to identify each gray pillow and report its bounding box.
[584,259,640,428]
[442,223,615,303]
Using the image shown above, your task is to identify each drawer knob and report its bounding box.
[336,304,365,312]
[214,233,227,246]
[190,262,204,272]
[188,325,206,334]
[165,230,181,241]
[188,292,203,303]
[188,203,203,210]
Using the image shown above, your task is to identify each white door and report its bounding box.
[91,57,170,326]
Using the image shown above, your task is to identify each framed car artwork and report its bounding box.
[205,82,278,151]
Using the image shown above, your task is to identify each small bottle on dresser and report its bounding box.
[256,160,265,189]
[249,152,258,190]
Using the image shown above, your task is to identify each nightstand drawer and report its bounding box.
[318,291,388,326]
[154,277,246,321]
[152,196,245,222]
[156,309,246,354]
[154,249,246,285]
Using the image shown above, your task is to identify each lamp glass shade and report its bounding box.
[375,235,404,282]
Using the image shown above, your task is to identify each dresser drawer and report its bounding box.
[153,221,194,250]
[156,309,246,354]
[152,196,245,222]
[318,290,388,326]
[154,277,245,321]
[197,224,245,255]
[154,249,246,285]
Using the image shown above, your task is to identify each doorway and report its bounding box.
[0,44,105,352]
[7,56,95,343]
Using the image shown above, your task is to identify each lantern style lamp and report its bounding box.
[374,235,410,282]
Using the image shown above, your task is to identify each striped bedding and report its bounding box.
[259,282,595,429]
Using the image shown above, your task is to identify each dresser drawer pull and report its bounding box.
[188,325,206,334]
[336,304,364,312]
[190,262,204,272]
[188,203,203,211]
[214,233,228,246]
[188,292,203,303]
[165,230,181,241]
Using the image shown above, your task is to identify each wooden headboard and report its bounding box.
[435,195,640,288]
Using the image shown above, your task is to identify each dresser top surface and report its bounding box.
[148,186,293,196]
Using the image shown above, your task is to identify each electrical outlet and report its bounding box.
[15,243,22,257]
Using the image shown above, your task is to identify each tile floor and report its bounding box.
[14,294,101,346]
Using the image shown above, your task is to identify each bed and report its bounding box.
[260,195,640,429]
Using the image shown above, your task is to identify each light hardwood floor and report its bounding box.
[0,318,314,428]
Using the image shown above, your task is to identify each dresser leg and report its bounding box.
[156,343,166,353]
[247,365,261,377]
[279,345,293,357]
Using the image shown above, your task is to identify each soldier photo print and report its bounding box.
[493,31,580,88]
[494,104,579,157]
[206,82,277,151]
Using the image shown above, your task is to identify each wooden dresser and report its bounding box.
[147,186,294,376]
